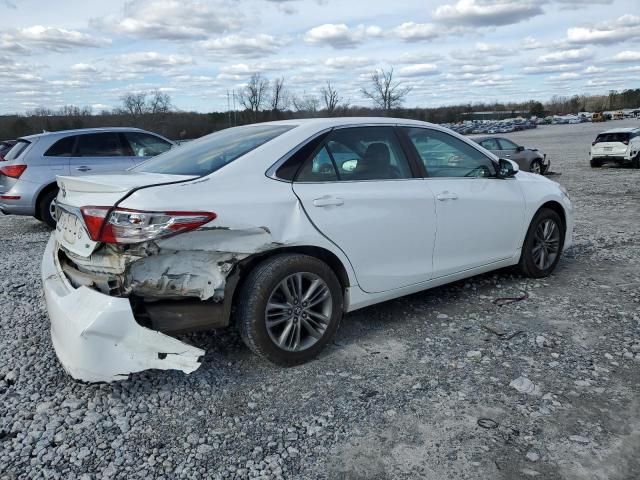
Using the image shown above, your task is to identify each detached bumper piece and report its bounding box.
[41,236,204,383]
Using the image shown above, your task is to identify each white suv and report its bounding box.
[590,128,640,168]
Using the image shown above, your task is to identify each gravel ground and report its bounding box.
[1,119,639,479]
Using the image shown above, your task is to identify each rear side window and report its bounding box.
[595,132,630,143]
[75,133,126,157]
[479,139,500,150]
[45,136,76,156]
[4,140,30,161]
[124,132,172,157]
[135,124,294,176]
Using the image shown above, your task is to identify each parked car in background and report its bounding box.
[0,128,174,227]
[0,140,16,160]
[592,113,605,123]
[590,128,640,168]
[43,117,573,382]
[472,136,550,174]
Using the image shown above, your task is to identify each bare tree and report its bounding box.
[320,81,341,115]
[292,93,320,114]
[238,73,270,120]
[361,68,412,112]
[148,89,172,115]
[120,92,148,119]
[270,77,290,115]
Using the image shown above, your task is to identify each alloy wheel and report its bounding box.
[49,198,57,221]
[530,161,542,174]
[532,219,560,270]
[264,272,332,352]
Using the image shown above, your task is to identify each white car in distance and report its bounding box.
[42,117,573,382]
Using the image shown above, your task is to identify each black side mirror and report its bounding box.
[516,145,525,152]
[498,158,518,178]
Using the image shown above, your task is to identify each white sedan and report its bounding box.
[42,117,573,382]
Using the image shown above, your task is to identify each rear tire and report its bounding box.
[38,188,58,228]
[518,208,565,278]
[590,159,602,168]
[631,155,640,169]
[529,159,543,174]
[236,254,343,366]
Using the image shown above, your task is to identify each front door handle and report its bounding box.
[76,166,92,172]
[436,191,458,201]
[313,196,344,207]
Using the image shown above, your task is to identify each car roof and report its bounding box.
[20,127,149,141]
[468,135,511,142]
[239,117,434,129]
[599,127,639,134]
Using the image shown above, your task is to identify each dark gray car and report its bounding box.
[472,136,549,174]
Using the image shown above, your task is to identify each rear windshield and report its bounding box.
[4,140,31,161]
[595,132,630,143]
[134,124,295,176]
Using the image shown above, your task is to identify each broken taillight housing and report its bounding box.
[80,207,216,244]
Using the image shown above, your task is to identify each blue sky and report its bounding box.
[0,0,639,114]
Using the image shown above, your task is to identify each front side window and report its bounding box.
[45,136,76,157]
[75,133,126,157]
[404,127,496,178]
[296,126,413,182]
[480,138,500,150]
[498,138,519,150]
[125,132,172,157]
[136,124,294,176]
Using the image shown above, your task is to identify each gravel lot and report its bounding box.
[1,119,639,479]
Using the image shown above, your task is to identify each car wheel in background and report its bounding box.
[518,208,565,278]
[529,159,543,174]
[590,159,602,168]
[631,155,640,169]
[38,188,58,228]
[237,254,343,366]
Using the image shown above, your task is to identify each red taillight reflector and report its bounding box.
[0,195,20,200]
[0,164,27,178]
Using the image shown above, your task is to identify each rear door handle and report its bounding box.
[313,196,344,207]
[436,191,458,201]
[76,166,92,172]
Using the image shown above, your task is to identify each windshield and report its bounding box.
[135,124,295,176]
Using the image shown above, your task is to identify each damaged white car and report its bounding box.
[42,117,573,382]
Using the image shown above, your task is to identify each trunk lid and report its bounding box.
[55,171,196,257]
[592,141,628,155]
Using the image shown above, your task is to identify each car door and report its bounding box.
[478,138,503,158]
[497,138,528,170]
[292,126,437,293]
[401,127,525,278]
[122,132,173,167]
[69,132,134,175]
[42,135,75,176]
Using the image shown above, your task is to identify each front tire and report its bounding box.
[529,159,543,174]
[518,208,565,278]
[236,254,343,366]
[631,155,640,169]
[590,159,602,168]
[38,188,58,228]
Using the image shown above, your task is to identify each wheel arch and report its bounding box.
[536,200,567,233]
[33,182,58,220]
[227,245,353,323]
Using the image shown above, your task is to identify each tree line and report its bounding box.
[1,68,639,141]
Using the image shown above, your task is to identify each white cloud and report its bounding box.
[547,72,580,82]
[536,48,592,64]
[567,14,640,45]
[398,63,439,77]
[523,64,576,74]
[304,24,382,49]
[93,0,243,40]
[434,0,543,27]
[117,51,194,68]
[611,51,640,63]
[390,23,443,42]
[0,26,109,53]
[199,34,285,57]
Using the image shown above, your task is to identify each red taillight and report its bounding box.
[0,164,27,178]
[81,206,216,244]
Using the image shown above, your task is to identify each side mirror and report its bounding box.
[498,158,519,178]
[516,145,525,152]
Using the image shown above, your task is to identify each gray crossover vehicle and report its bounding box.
[0,127,174,226]
[472,136,549,174]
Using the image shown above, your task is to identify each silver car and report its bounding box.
[0,127,174,226]
[472,136,550,174]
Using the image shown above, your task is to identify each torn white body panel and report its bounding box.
[42,236,204,382]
